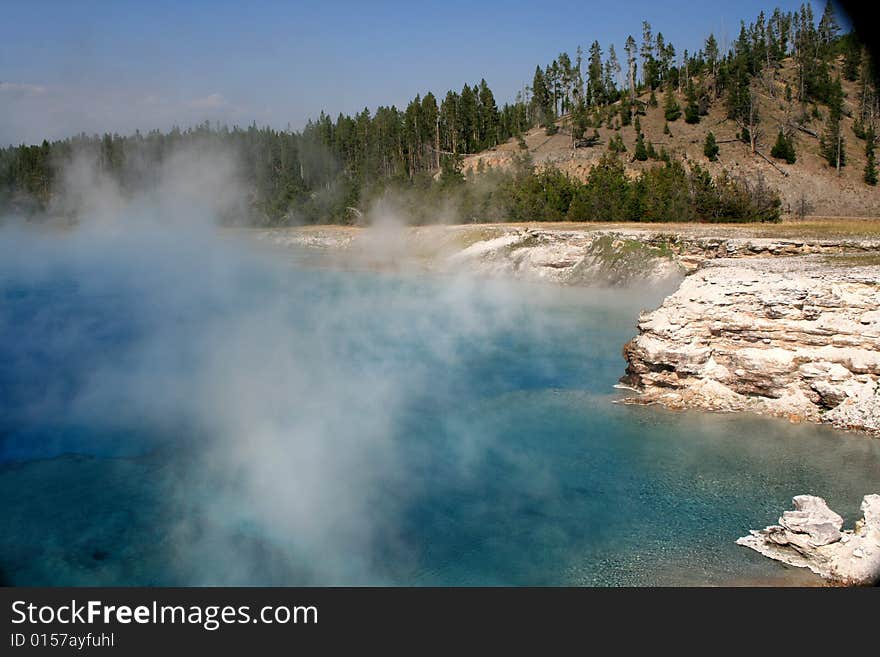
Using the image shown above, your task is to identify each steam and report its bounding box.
[0,144,665,584]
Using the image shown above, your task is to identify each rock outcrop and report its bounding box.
[737,494,880,585]
[444,230,685,286]
[256,225,688,285]
[256,224,880,288]
[621,256,880,435]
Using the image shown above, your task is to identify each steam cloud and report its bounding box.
[0,143,663,585]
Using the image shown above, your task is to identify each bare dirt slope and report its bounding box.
[460,58,879,218]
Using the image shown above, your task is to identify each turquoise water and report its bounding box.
[2,231,879,586]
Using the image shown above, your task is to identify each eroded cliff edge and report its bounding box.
[621,252,880,435]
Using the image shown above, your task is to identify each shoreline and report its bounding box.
[253,222,880,439]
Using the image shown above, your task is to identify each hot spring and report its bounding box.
[2,226,879,586]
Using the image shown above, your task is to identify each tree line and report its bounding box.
[430,153,782,224]
[1,2,876,224]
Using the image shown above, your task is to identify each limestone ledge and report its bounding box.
[621,255,880,435]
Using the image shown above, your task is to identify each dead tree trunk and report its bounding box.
[756,149,789,176]
[434,116,441,171]
[748,94,758,155]
[794,122,820,138]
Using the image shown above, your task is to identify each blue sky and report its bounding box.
[0,0,843,145]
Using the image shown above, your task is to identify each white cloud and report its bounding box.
[0,81,48,96]
[187,93,227,110]
[140,94,165,106]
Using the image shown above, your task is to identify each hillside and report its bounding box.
[2,3,877,225]
[460,56,880,219]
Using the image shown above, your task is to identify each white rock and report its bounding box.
[860,310,880,325]
[737,494,880,585]
[622,257,880,435]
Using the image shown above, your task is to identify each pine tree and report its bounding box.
[546,62,558,116]
[842,36,862,81]
[605,45,621,101]
[663,84,681,122]
[684,80,700,124]
[753,12,768,66]
[556,52,574,114]
[727,57,759,153]
[440,90,460,154]
[656,32,674,86]
[633,116,648,161]
[608,133,627,153]
[769,9,790,61]
[865,128,878,186]
[587,41,605,106]
[771,129,797,163]
[817,0,840,54]
[624,35,638,102]
[705,34,719,80]
[640,21,655,90]
[856,54,877,132]
[531,67,552,127]
[795,3,832,103]
[572,100,589,139]
[734,21,754,75]
[477,80,499,149]
[820,76,846,171]
[421,92,440,170]
[459,84,478,153]
[619,102,631,126]
[703,132,719,161]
